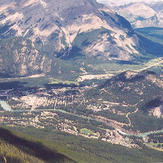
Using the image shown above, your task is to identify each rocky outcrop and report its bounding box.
[0,37,52,76]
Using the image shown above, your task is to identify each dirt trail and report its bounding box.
[126,108,139,126]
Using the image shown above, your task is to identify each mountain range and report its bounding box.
[0,0,163,161]
[0,0,163,77]
[106,1,163,28]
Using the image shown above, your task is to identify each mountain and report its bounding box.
[0,37,52,76]
[108,2,163,28]
[86,70,163,132]
[100,70,163,111]
[150,1,163,13]
[0,0,163,160]
[0,0,140,61]
[0,0,163,77]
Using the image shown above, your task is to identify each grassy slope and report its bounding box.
[0,127,74,163]
[9,127,163,163]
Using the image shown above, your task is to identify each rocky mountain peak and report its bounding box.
[0,0,141,61]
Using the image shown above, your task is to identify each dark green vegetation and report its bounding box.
[0,127,74,163]
[137,33,163,57]
[9,127,163,163]
[100,71,162,106]
[148,132,163,144]
[129,111,163,132]
[146,133,163,150]
[136,27,163,45]
[86,70,163,132]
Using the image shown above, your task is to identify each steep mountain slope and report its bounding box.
[150,1,163,13]
[110,2,163,28]
[86,70,163,132]
[1,126,163,163]
[0,127,74,163]
[100,70,163,110]
[135,27,163,45]
[0,0,163,78]
[0,37,52,76]
[0,0,140,61]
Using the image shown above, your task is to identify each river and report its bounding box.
[116,128,163,138]
[0,100,12,111]
[0,101,162,138]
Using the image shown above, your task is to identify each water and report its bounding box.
[0,101,162,137]
[0,100,12,111]
[138,129,163,138]
[116,128,163,138]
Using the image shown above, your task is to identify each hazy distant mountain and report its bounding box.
[108,1,163,28]
[97,0,162,6]
[150,1,163,11]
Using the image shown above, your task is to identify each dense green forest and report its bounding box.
[3,126,162,163]
[0,127,74,163]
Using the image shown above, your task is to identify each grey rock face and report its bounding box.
[0,0,141,61]
[0,38,52,76]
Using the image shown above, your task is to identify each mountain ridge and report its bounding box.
[108,1,163,28]
[0,0,142,60]
[0,0,163,77]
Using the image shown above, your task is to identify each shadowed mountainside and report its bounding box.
[0,127,75,163]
